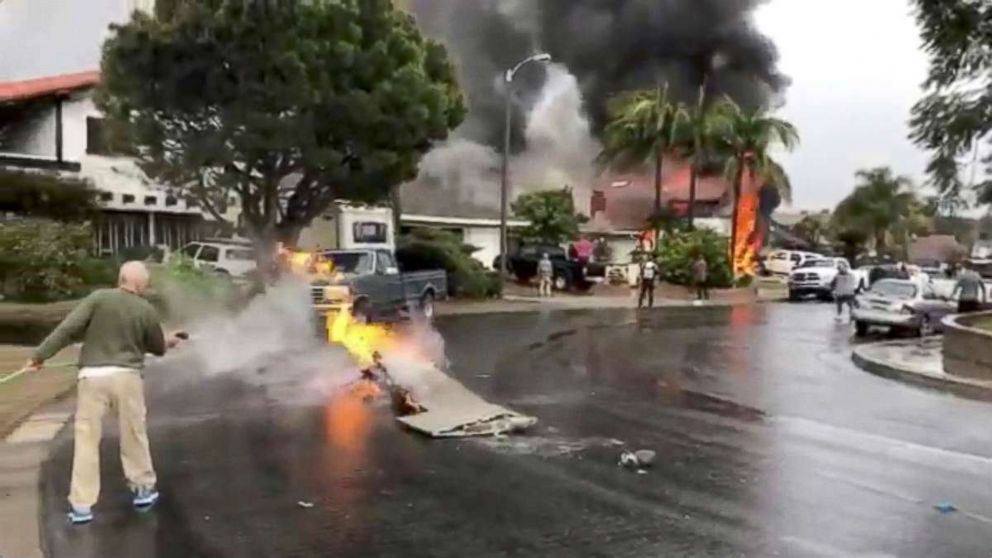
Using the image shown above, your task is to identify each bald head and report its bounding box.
[118,261,151,295]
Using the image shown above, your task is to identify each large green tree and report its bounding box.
[712,99,798,267]
[597,86,688,241]
[910,0,992,206]
[511,188,588,245]
[99,0,465,264]
[833,167,918,254]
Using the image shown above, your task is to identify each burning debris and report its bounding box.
[324,305,537,438]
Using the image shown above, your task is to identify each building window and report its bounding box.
[165,196,178,207]
[353,222,387,243]
[99,192,113,202]
[122,194,135,204]
[144,196,157,206]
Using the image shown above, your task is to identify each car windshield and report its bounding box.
[324,252,373,274]
[870,280,917,299]
[799,259,831,268]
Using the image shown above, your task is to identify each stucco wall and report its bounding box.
[943,312,992,380]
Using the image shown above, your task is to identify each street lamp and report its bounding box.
[499,53,552,279]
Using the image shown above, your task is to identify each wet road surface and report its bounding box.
[40,304,992,557]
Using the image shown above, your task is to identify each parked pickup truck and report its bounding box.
[309,248,447,321]
[788,257,869,301]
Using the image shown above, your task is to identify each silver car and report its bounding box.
[852,279,956,337]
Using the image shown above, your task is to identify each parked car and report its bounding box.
[851,279,959,337]
[764,250,823,276]
[176,240,257,276]
[500,244,606,292]
[788,257,869,301]
[310,248,447,322]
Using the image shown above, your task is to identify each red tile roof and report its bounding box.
[0,71,100,103]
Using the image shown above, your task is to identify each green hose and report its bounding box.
[0,363,77,386]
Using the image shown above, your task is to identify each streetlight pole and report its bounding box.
[500,53,552,279]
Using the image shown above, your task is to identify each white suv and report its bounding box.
[176,240,257,276]
[788,257,868,301]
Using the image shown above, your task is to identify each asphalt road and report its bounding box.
[40,303,992,557]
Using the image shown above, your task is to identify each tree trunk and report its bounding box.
[653,147,664,246]
[390,186,403,240]
[687,163,699,230]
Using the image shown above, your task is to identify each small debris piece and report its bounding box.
[634,450,656,467]
[619,449,656,469]
[297,501,315,509]
[934,501,957,514]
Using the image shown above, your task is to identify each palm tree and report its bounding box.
[712,99,799,268]
[598,85,689,242]
[833,167,917,254]
[670,100,728,229]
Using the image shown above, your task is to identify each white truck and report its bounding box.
[788,257,869,301]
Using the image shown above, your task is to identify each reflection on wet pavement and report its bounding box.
[40,303,992,557]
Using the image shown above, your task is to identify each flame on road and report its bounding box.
[327,310,393,368]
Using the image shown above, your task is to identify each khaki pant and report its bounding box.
[69,372,156,509]
[538,276,553,297]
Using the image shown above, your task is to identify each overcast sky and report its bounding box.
[756,0,931,212]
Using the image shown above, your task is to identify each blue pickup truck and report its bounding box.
[309,248,447,322]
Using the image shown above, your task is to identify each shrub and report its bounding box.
[396,229,501,299]
[656,229,733,288]
[0,220,93,302]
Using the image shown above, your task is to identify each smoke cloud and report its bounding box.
[409,0,787,145]
[405,0,787,213]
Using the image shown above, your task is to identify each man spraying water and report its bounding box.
[24,261,185,524]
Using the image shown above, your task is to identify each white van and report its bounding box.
[764,250,823,276]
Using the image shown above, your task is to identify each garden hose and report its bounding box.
[0,362,77,386]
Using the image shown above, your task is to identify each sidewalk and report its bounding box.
[0,345,78,438]
[852,338,992,399]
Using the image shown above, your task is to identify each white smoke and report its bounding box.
[156,281,453,406]
[513,63,600,213]
[414,64,600,215]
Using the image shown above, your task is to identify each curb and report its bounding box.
[851,344,992,401]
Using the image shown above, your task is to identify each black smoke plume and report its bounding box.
[407,0,788,149]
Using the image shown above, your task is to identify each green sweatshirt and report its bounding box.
[34,288,166,369]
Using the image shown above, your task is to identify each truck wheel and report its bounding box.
[419,292,435,321]
[515,272,535,284]
[352,298,371,324]
[918,315,933,337]
[854,321,869,337]
[818,291,833,302]
[788,290,800,302]
[553,274,570,291]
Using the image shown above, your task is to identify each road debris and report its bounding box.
[619,449,656,470]
[934,501,957,514]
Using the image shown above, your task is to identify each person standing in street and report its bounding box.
[692,254,709,301]
[24,261,183,524]
[831,261,859,321]
[537,253,554,298]
[638,258,658,309]
[952,261,987,314]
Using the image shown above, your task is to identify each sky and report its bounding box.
[755,0,932,212]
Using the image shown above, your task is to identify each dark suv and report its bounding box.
[496,245,604,292]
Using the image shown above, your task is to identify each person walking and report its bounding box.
[952,261,986,314]
[831,261,859,321]
[692,254,709,301]
[638,258,659,309]
[537,253,554,298]
[24,261,183,524]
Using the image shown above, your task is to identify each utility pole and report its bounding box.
[499,53,552,280]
